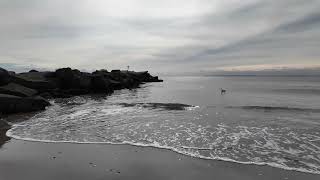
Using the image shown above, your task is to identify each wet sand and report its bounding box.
[0,137,319,180]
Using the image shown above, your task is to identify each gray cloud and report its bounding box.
[0,0,319,74]
[152,0,320,72]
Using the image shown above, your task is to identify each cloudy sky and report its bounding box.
[0,0,320,73]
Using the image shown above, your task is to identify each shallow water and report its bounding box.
[6,76,320,174]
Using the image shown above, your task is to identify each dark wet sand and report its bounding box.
[0,138,319,180]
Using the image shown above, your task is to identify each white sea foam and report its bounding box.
[6,127,320,175]
[185,106,200,111]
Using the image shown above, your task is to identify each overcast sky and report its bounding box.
[0,0,320,73]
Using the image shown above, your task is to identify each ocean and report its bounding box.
[6,76,320,174]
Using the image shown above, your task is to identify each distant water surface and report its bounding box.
[6,76,320,174]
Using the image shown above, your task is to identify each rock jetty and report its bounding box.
[0,67,162,115]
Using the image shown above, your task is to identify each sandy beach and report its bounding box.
[0,134,319,180]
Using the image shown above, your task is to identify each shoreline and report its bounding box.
[2,126,320,179]
[1,137,319,180]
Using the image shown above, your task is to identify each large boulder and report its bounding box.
[0,68,10,86]
[0,83,38,97]
[10,76,56,92]
[0,94,50,114]
[92,69,109,76]
[79,72,92,89]
[137,71,163,82]
[108,70,128,81]
[29,69,39,73]
[11,71,57,92]
[111,69,120,73]
[125,71,162,82]
[90,75,114,93]
[55,68,78,89]
[54,68,91,89]
[16,71,49,81]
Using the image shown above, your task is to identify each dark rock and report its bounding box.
[0,67,162,115]
[0,94,50,114]
[55,68,91,90]
[108,71,123,81]
[38,92,53,99]
[8,71,15,76]
[91,75,114,93]
[11,76,56,92]
[0,67,10,86]
[122,78,139,89]
[61,89,90,96]
[126,71,163,82]
[92,69,109,75]
[11,71,57,92]
[55,68,77,89]
[40,89,73,99]
[111,69,120,72]
[44,71,56,78]
[16,71,50,81]
[49,91,72,98]
[0,83,38,97]
[108,79,123,90]
[79,73,92,89]
[0,120,11,130]
[29,69,39,73]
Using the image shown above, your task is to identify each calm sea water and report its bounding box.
[6,76,320,174]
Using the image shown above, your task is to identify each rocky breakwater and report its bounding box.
[0,67,162,117]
